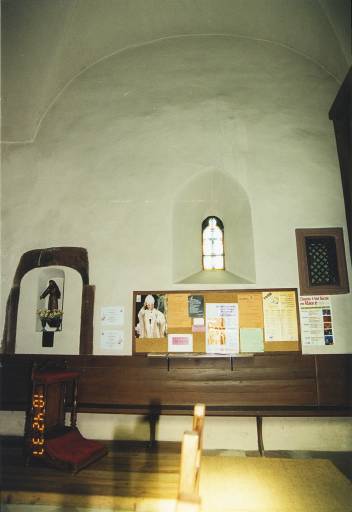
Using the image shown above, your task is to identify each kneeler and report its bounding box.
[25,367,107,473]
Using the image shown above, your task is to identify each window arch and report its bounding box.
[202,216,225,270]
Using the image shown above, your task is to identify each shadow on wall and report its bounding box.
[173,170,256,284]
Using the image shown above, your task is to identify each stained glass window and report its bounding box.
[202,217,224,270]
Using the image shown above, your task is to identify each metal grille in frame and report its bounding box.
[305,236,339,286]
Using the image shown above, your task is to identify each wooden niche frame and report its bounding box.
[2,247,95,355]
[296,228,349,296]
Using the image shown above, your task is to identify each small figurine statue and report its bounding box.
[40,280,61,310]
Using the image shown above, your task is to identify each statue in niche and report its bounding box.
[39,280,63,331]
[40,280,61,310]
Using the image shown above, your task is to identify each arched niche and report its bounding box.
[172,171,256,284]
[2,247,94,354]
[16,267,81,355]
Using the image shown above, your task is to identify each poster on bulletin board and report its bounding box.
[133,289,301,354]
[299,295,334,346]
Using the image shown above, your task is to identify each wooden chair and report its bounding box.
[25,365,107,473]
[176,403,206,512]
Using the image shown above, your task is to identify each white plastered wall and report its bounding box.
[1,35,351,448]
[3,0,350,143]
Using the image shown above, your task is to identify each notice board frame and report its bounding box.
[132,288,301,355]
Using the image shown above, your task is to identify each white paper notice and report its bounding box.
[262,291,298,342]
[206,303,239,354]
[168,334,193,352]
[299,295,334,346]
[101,306,124,326]
[100,330,124,351]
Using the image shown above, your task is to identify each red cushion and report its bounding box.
[45,429,106,466]
[33,371,80,384]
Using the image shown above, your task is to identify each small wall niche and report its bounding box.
[172,170,256,284]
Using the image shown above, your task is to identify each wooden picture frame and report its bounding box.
[296,228,349,296]
[132,288,301,355]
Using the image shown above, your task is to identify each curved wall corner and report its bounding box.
[172,170,256,284]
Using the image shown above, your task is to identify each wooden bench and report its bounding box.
[2,353,351,456]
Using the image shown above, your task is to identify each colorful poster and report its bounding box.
[299,295,334,346]
[135,294,167,339]
[262,291,298,342]
[205,303,239,354]
[168,333,193,352]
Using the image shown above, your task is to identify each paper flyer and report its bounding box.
[299,295,334,345]
[240,328,264,352]
[205,303,239,354]
[192,317,205,333]
[188,295,205,317]
[168,333,193,352]
[100,329,124,350]
[167,294,192,328]
[238,293,264,328]
[101,306,124,326]
[262,291,298,342]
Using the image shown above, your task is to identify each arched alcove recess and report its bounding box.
[173,171,256,284]
[2,247,94,355]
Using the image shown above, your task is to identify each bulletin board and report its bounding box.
[133,289,301,354]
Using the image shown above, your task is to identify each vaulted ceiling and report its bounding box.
[2,0,351,143]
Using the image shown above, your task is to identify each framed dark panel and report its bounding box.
[296,228,349,295]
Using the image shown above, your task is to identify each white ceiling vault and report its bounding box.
[2,0,351,143]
